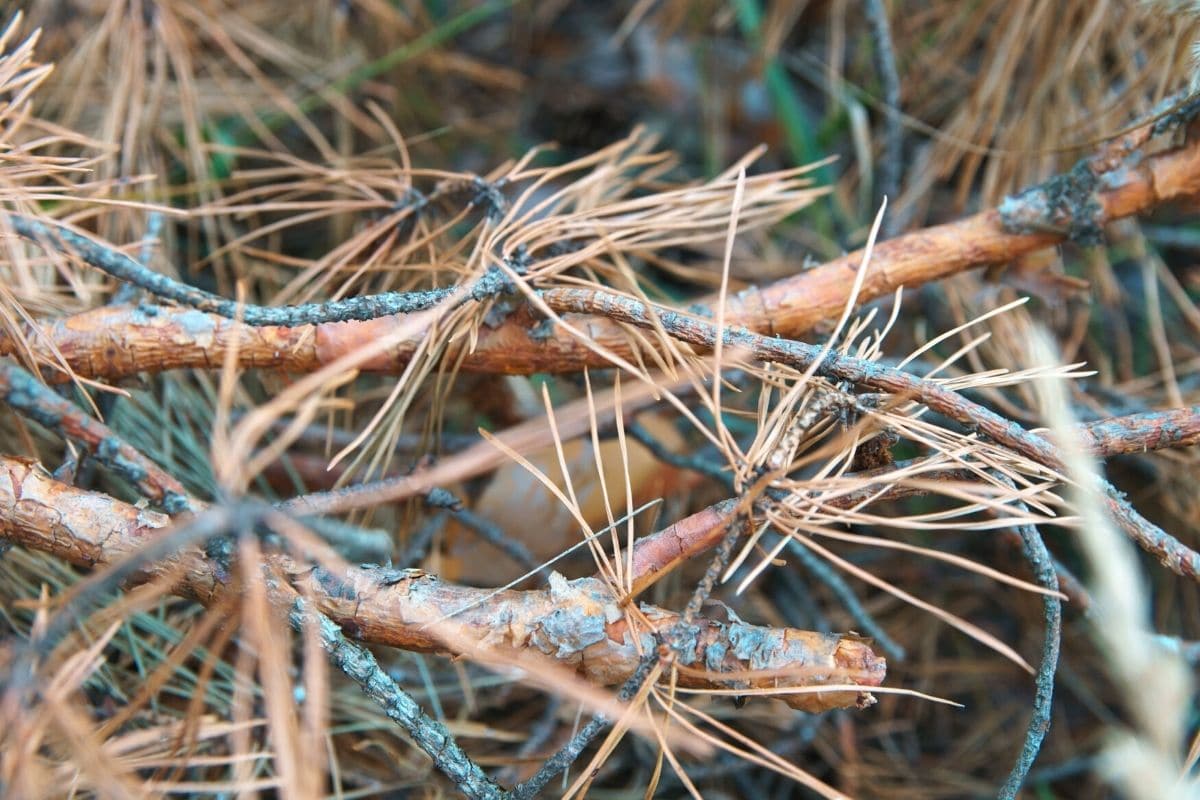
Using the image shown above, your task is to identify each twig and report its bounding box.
[624,437,1038,658]
[400,512,447,568]
[5,213,517,327]
[451,505,540,574]
[627,499,738,598]
[425,487,540,573]
[1076,405,1200,457]
[626,469,1095,619]
[1089,88,1200,175]
[680,511,746,626]
[999,525,1062,796]
[300,399,1196,606]
[292,598,504,800]
[111,212,164,307]
[623,395,1200,598]
[864,0,903,235]
[0,361,192,513]
[509,656,657,800]
[626,419,729,484]
[632,413,953,660]
[996,480,1062,798]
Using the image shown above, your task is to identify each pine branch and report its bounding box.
[626,403,1200,596]
[6,128,1200,380]
[0,457,885,713]
[0,361,192,513]
[544,286,1200,581]
[1077,406,1200,456]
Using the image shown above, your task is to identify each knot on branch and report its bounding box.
[471,244,532,304]
[423,486,463,510]
[1151,92,1200,138]
[998,160,1105,245]
[468,176,509,221]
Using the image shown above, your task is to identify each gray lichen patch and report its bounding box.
[95,438,148,483]
[2,366,64,429]
[998,159,1105,246]
[728,622,787,671]
[703,637,728,672]
[175,309,218,346]
[527,573,614,659]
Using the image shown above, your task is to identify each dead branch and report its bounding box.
[625,407,1200,596]
[0,362,192,513]
[544,287,1200,581]
[6,129,1200,381]
[996,475,1063,799]
[1077,405,1200,456]
[5,213,516,326]
[0,457,885,713]
[281,265,1200,588]
[624,415,1200,602]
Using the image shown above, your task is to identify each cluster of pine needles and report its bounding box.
[1,3,1200,798]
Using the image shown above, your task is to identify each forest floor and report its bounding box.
[1,3,1200,798]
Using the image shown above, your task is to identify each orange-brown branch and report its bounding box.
[7,132,1200,381]
[0,457,884,712]
[627,407,1200,601]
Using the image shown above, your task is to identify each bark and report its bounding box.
[1077,406,1200,456]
